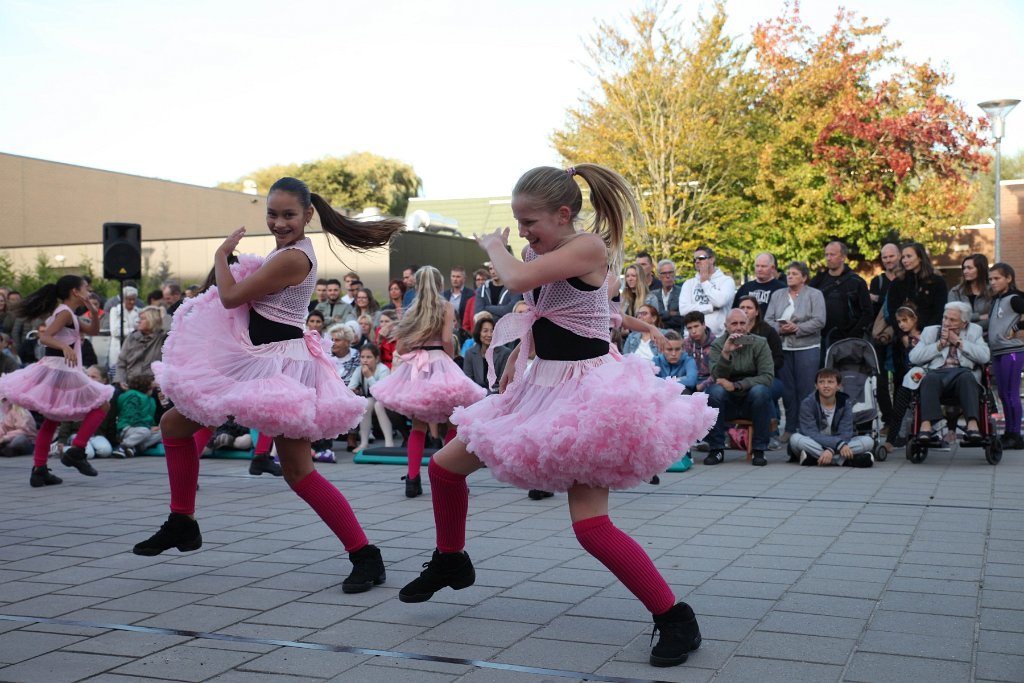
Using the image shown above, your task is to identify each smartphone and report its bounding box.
[732,334,755,345]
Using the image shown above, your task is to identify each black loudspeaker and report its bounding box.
[103,223,141,280]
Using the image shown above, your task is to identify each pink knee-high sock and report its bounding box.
[192,427,214,454]
[443,426,457,445]
[573,515,676,615]
[71,407,106,448]
[255,432,273,455]
[165,436,200,515]
[292,470,368,552]
[428,458,469,553]
[34,419,59,467]
[407,429,426,479]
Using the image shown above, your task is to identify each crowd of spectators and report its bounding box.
[2,236,1022,468]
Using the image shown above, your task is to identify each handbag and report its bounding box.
[871,308,893,345]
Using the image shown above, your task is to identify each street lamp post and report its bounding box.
[978,99,1020,263]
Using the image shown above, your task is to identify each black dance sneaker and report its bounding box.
[751,451,767,467]
[528,489,554,500]
[60,446,97,476]
[399,549,476,603]
[650,601,702,667]
[402,474,423,498]
[249,452,282,476]
[132,513,203,556]
[29,465,63,488]
[342,544,386,593]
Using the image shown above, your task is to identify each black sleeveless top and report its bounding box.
[531,277,608,361]
[249,308,303,345]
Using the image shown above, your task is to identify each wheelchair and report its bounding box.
[904,365,1002,466]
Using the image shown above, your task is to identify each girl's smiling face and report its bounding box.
[266,190,313,248]
[511,194,573,254]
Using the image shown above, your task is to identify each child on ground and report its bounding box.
[653,330,697,393]
[57,365,117,458]
[0,397,36,458]
[0,275,112,486]
[398,164,717,669]
[135,176,403,596]
[371,266,487,497]
[349,343,393,451]
[790,367,875,467]
[115,373,162,458]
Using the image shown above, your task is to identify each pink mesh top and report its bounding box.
[47,304,83,365]
[250,237,317,328]
[486,243,610,386]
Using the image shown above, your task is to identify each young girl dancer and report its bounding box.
[0,275,113,487]
[988,263,1024,449]
[134,177,403,595]
[398,165,718,668]
[371,266,487,497]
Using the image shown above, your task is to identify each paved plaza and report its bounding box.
[0,445,1021,683]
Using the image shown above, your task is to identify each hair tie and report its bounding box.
[565,167,577,177]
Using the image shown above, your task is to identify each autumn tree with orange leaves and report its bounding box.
[747,3,990,266]
[556,2,990,274]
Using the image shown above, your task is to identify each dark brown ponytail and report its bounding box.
[16,275,83,321]
[309,193,405,252]
[267,177,403,256]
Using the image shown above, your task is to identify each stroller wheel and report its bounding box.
[875,445,889,462]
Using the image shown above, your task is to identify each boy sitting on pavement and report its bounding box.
[652,330,698,393]
[790,367,874,467]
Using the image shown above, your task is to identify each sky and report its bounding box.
[1,0,1021,201]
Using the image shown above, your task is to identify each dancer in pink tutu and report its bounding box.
[0,275,113,487]
[133,176,403,595]
[371,265,487,498]
[398,165,718,668]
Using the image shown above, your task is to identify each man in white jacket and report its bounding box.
[678,246,736,338]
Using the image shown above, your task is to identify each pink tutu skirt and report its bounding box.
[452,353,718,491]
[0,357,113,422]
[371,349,486,424]
[154,263,365,440]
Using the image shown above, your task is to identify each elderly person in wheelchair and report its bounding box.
[908,301,990,444]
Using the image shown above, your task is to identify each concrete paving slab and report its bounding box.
[0,447,1020,681]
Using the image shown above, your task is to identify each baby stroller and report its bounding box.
[823,338,887,461]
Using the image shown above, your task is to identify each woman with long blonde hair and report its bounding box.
[370,266,486,497]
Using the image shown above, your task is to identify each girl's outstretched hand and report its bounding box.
[217,227,246,256]
[474,227,510,253]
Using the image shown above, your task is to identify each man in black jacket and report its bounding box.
[809,241,872,360]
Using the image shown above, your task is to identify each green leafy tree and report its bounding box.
[220,153,422,216]
[963,148,1024,225]
[553,1,763,271]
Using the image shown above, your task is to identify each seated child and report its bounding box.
[652,330,697,393]
[349,343,394,451]
[115,373,162,458]
[789,367,874,467]
[57,365,116,458]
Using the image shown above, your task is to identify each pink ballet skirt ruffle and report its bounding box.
[371,349,486,424]
[0,357,113,422]
[452,353,718,491]
[153,254,366,440]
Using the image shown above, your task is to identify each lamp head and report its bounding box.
[979,99,1020,140]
